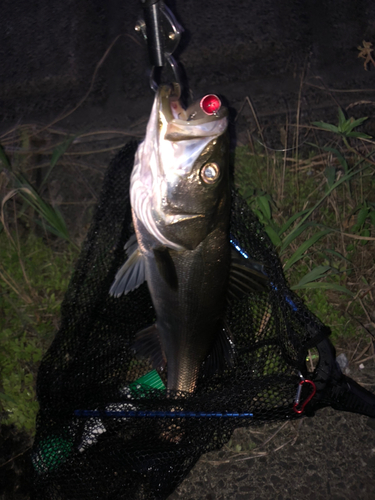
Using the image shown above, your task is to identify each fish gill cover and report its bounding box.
[31,141,375,500]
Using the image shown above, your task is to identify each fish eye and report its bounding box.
[200,163,220,184]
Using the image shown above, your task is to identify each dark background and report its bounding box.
[1,0,375,130]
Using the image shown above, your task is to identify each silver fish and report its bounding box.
[110,83,267,393]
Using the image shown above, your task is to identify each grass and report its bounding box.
[234,106,375,342]
[0,89,375,439]
[0,233,78,432]
[0,114,142,435]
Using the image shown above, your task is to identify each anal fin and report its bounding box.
[132,324,167,371]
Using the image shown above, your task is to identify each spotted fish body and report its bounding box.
[110,84,266,393]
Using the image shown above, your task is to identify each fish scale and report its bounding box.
[110,83,268,393]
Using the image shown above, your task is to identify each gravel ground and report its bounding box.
[169,367,375,500]
[169,409,375,500]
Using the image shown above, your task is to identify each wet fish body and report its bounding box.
[110,84,266,393]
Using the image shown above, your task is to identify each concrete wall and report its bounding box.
[1,0,374,122]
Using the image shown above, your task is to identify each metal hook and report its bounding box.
[136,0,183,91]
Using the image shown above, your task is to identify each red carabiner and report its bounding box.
[293,378,316,414]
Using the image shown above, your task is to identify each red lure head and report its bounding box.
[200,94,221,115]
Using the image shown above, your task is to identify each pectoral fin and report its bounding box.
[228,249,269,299]
[109,234,146,297]
[132,324,167,370]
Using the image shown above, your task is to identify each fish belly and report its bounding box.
[145,227,230,393]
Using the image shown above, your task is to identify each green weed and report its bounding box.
[0,137,77,247]
[235,110,375,337]
[0,233,78,433]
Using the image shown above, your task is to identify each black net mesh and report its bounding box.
[31,142,337,499]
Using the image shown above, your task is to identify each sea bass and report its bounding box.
[110,83,266,393]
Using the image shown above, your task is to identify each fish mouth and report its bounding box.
[160,83,188,122]
[159,83,228,131]
[161,212,205,225]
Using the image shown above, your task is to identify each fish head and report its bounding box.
[131,83,231,250]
